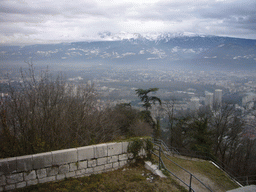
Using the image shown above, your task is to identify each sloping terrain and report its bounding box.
[160,154,240,192]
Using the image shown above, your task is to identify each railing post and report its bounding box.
[159,145,161,169]
[189,174,192,192]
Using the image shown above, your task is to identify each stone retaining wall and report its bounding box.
[0,142,134,191]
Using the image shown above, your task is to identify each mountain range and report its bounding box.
[1,32,256,71]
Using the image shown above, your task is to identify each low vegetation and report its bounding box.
[160,154,239,192]
[14,161,187,192]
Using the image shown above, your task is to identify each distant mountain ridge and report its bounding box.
[1,32,256,71]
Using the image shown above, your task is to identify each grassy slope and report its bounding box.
[160,154,240,192]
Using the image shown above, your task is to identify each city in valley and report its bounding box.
[1,66,256,139]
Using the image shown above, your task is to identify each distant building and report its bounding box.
[214,89,222,106]
[205,92,214,109]
[242,92,256,107]
[190,97,200,111]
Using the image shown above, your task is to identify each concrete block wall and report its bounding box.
[0,142,131,191]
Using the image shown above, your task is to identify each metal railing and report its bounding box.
[151,141,214,192]
[153,139,246,187]
[153,138,180,155]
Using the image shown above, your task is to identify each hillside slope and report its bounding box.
[161,154,240,192]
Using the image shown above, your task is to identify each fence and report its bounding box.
[154,139,248,186]
[151,140,213,192]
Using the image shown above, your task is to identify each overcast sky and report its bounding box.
[1,0,256,45]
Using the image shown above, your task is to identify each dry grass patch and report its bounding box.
[14,160,186,192]
[159,154,239,192]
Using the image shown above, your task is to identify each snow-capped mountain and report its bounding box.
[1,33,256,71]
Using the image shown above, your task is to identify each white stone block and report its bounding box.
[33,152,52,169]
[0,157,17,175]
[39,176,56,184]
[119,154,128,161]
[95,144,107,158]
[105,163,112,170]
[46,167,58,177]
[24,170,36,181]
[65,172,76,178]
[6,173,23,184]
[59,165,69,174]
[107,143,122,156]
[107,156,118,163]
[97,157,107,166]
[94,165,104,173]
[122,142,129,153]
[86,168,93,174]
[69,163,78,172]
[27,179,38,186]
[4,184,15,191]
[87,160,96,168]
[17,155,33,172]
[16,181,26,189]
[52,148,77,165]
[112,162,119,169]
[36,169,47,179]
[119,160,127,167]
[139,148,146,156]
[77,146,95,161]
[78,161,87,170]
[75,169,86,176]
[56,174,65,181]
[0,175,6,186]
